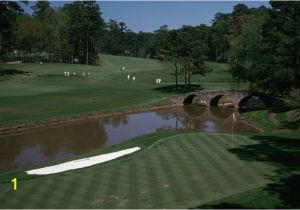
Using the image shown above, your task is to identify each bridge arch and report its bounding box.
[210,95,224,106]
[210,95,234,107]
[183,95,207,105]
[238,95,266,109]
[183,95,197,105]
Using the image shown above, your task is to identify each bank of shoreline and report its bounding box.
[0,100,264,136]
[0,102,182,136]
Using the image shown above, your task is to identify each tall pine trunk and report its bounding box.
[86,34,89,65]
[174,60,178,89]
[188,62,191,90]
[184,61,187,87]
[0,33,3,76]
[296,49,300,88]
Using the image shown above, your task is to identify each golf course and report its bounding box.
[0,55,299,208]
[1,1,300,208]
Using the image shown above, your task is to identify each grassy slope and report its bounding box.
[243,108,300,132]
[0,55,234,128]
[243,110,277,132]
[1,131,292,209]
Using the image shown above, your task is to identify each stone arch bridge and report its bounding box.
[169,90,265,108]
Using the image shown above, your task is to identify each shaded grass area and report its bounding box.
[1,131,298,208]
[3,69,31,75]
[276,108,300,129]
[198,131,300,209]
[242,106,300,132]
[153,84,203,94]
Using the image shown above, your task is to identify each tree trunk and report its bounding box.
[184,61,187,87]
[188,73,191,90]
[188,62,191,89]
[295,49,300,88]
[0,59,3,76]
[174,60,178,89]
[86,35,89,65]
[0,33,3,76]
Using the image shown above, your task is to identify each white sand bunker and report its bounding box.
[26,147,140,175]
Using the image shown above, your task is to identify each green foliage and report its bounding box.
[16,19,47,52]
[0,1,27,74]
[31,1,54,23]
[230,2,300,95]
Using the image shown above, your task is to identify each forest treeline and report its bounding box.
[0,1,299,94]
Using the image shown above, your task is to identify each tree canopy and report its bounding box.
[1,1,299,95]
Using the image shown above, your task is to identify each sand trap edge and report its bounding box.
[26,147,141,175]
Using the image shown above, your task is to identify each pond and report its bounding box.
[0,105,258,171]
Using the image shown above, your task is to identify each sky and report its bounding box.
[21,1,270,32]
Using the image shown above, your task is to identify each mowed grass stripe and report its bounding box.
[89,166,115,208]
[148,148,179,208]
[52,172,82,208]
[175,136,227,194]
[190,134,246,188]
[218,134,277,180]
[24,176,60,208]
[134,152,158,208]
[77,166,106,208]
[216,135,272,184]
[126,159,140,208]
[0,179,41,208]
[102,163,123,208]
[181,135,235,192]
[143,151,164,208]
[205,134,262,185]
[154,146,189,208]
[167,139,207,200]
[66,173,89,208]
[173,137,217,196]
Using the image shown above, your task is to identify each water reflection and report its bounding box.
[0,105,258,171]
[0,122,107,170]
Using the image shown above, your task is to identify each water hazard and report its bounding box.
[0,105,258,171]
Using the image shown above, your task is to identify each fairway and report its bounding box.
[0,132,281,208]
[0,55,244,128]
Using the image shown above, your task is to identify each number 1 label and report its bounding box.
[11,178,17,190]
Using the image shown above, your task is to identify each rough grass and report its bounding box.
[0,55,237,128]
[243,110,277,132]
[2,131,297,209]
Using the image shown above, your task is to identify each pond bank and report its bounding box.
[0,102,181,136]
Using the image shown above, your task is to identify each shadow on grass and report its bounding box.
[193,134,300,209]
[4,69,31,75]
[153,84,203,94]
[197,203,251,209]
